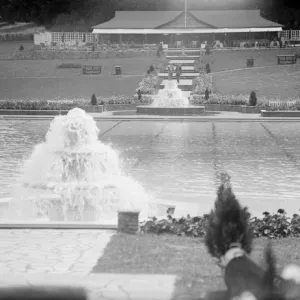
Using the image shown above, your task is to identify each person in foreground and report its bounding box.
[205,173,300,300]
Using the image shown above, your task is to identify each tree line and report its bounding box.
[0,0,299,29]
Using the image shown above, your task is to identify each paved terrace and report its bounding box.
[0,229,114,274]
[0,229,176,300]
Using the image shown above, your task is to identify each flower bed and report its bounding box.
[190,74,214,95]
[133,94,153,104]
[104,95,135,105]
[136,72,160,95]
[191,94,300,112]
[264,100,300,111]
[0,95,154,113]
[140,209,300,239]
[191,93,250,105]
[103,95,152,111]
[0,99,104,114]
[0,99,82,110]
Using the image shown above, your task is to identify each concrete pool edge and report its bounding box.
[0,273,177,300]
[0,222,118,230]
[3,113,300,122]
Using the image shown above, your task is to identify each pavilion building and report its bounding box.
[91,10,283,47]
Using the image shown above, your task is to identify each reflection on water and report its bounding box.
[1,120,300,217]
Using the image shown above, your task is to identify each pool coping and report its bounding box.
[2,115,300,122]
[0,222,118,230]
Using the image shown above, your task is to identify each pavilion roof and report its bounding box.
[92,11,182,29]
[92,10,282,30]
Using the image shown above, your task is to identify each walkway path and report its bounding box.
[0,229,114,274]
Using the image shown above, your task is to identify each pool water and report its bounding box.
[1,120,300,218]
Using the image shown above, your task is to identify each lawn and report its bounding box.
[213,65,300,100]
[200,48,299,72]
[1,43,300,101]
[92,233,300,300]
[0,41,34,56]
[0,56,156,100]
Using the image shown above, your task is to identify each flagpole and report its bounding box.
[184,0,187,28]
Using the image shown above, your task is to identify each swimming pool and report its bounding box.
[1,120,300,218]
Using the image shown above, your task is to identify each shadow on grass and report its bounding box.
[91,233,300,300]
[112,110,221,116]
[92,233,225,300]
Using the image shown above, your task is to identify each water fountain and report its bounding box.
[5,108,172,224]
[136,80,205,116]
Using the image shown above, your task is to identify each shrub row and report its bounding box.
[191,94,300,110]
[0,99,86,110]
[136,70,160,95]
[0,95,151,109]
[0,49,156,60]
[3,96,300,110]
[191,74,214,95]
[0,33,34,41]
[140,209,300,239]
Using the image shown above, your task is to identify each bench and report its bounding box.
[82,65,102,74]
[277,55,297,64]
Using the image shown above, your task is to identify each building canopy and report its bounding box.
[92,10,282,34]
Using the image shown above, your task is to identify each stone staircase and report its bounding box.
[157,50,201,96]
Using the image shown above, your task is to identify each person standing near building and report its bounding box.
[175,64,182,83]
[280,35,285,48]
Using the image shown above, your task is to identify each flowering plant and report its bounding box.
[0,98,87,110]
[133,94,153,104]
[190,74,213,95]
[140,209,300,239]
[105,95,135,104]
[136,73,160,95]
[263,99,300,111]
[191,94,300,110]
[191,94,250,105]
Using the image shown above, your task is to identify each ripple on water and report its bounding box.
[1,120,300,217]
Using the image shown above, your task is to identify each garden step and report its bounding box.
[168,60,195,66]
[166,48,201,51]
[164,66,195,73]
[158,73,199,79]
[166,55,199,60]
